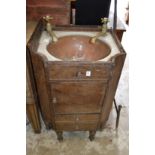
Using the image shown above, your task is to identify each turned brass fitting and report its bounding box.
[43,15,58,43]
[90,17,109,44]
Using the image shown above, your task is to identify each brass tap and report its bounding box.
[43,15,58,43]
[90,17,109,44]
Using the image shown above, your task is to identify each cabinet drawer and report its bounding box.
[48,64,111,81]
[55,114,99,123]
[56,122,98,131]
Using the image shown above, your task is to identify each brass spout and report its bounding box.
[90,17,109,44]
[43,15,58,43]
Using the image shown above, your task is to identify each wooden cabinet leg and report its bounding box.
[56,131,63,141]
[26,104,41,133]
[89,131,96,141]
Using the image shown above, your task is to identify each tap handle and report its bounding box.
[101,17,109,24]
[43,15,53,22]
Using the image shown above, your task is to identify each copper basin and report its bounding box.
[47,35,111,61]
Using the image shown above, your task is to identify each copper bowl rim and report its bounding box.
[47,35,111,61]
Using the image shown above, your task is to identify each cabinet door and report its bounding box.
[51,81,107,114]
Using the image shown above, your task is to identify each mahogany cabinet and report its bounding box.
[27,18,126,141]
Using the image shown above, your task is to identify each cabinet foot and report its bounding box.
[89,131,96,141]
[56,131,63,142]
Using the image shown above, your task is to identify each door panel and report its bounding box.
[51,81,107,114]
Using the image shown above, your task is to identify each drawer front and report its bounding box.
[48,64,111,81]
[55,114,99,123]
[56,122,98,131]
[55,114,99,130]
